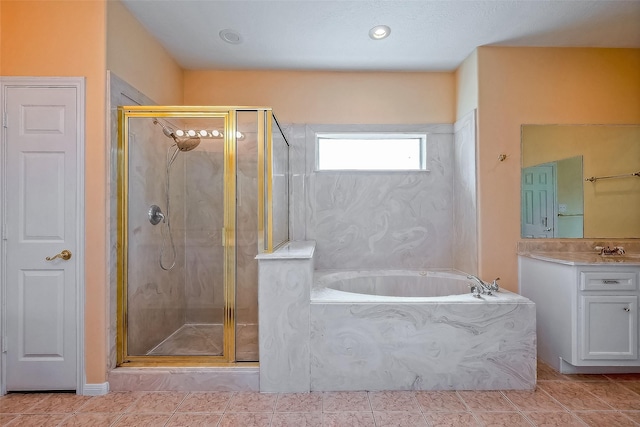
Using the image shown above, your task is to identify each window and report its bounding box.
[316,133,427,171]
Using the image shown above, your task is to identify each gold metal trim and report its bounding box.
[224,111,237,363]
[116,107,242,367]
[116,106,129,366]
[115,106,284,367]
[257,111,266,253]
[265,111,274,252]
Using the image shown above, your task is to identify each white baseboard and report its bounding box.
[82,382,110,396]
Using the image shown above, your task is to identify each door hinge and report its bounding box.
[2,336,7,353]
[2,112,7,128]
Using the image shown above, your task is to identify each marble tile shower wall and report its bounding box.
[108,73,157,367]
[284,123,464,270]
[126,119,187,355]
[235,137,260,326]
[184,149,224,324]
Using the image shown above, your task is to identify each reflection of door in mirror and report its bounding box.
[522,164,555,238]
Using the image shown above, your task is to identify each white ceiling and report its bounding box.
[121,0,640,72]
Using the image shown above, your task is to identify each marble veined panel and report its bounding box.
[453,110,478,274]
[312,171,453,269]
[306,128,454,270]
[258,258,313,392]
[126,117,187,355]
[108,367,259,392]
[108,73,158,369]
[309,296,536,391]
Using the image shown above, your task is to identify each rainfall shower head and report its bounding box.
[153,118,201,152]
[174,136,200,152]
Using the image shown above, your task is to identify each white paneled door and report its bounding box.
[3,81,83,391]
[521,164,555,238]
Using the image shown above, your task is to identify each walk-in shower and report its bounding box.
[150,118,203,271]
[117,107,289,365]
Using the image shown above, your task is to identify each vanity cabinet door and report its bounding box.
[579,295,638,360]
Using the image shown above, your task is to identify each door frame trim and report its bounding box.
[0,77,86,395]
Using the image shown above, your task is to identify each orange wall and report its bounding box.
[476,47,640,291]
[1,0,108,383]
[107,0,183,104]
[184,70,455,124]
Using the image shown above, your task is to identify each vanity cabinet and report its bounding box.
[519,255,640,374]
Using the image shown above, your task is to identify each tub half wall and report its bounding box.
[309,288,536,391]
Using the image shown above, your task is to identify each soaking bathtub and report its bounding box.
[309,269,536,391]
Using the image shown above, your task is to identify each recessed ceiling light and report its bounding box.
[369,25,391,40]
[219,29,243,44]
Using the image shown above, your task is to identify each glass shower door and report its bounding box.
[119,111,232,363]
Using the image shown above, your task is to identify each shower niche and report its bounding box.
[117,107,289,366]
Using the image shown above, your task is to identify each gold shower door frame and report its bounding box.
[116,106,255,366]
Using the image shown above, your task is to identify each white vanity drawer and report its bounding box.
[580,271,638,291]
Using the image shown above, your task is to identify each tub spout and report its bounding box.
[467,275,499,296]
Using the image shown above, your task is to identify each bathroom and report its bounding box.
[1,0,639,399]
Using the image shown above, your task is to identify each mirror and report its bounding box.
[521,125,640,239]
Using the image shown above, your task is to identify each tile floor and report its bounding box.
[0,363,639,426]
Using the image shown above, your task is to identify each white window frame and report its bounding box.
[315,132,428,172]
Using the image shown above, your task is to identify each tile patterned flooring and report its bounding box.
[0,363,639,426]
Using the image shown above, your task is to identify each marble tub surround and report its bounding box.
[255,240,316,260]
[284,123,481,272]
[310,281,536,391]
[257,253,536,393]
[453,110,478,274]
[257,241,316,393]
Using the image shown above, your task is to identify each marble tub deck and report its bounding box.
[258,243,536,393]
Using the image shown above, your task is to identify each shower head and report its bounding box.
[153,118,201,151]
[174,135,200,152]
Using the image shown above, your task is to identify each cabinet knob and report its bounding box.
[624,307,631,312]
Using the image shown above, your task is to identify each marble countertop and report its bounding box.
[255,240,316,260]
[519,251,640,266]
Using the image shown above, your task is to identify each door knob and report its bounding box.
[45,249,72,261]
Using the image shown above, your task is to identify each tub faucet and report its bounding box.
[467,275,500,296]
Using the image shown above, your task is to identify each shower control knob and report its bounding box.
[148,205,165,225]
